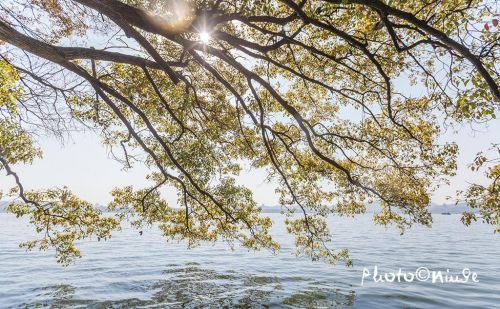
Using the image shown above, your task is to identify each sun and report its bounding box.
[199,31,210,44]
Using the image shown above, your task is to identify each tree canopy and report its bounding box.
[0,0,498,265]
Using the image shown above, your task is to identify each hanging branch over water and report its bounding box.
[0,0,498,264]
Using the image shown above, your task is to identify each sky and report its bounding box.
[0,119,498,206]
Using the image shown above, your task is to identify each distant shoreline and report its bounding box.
[0,201,477,214]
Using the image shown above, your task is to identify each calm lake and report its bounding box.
[0,213,499,308]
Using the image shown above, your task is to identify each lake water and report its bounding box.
[0,213,499,308]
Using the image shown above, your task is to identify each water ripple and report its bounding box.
[0,214,499,308]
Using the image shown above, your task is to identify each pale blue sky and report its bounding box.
[0,119,498,206]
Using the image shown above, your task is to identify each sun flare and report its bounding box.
[199,31,210,43]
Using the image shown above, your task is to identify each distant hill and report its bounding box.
[261,202,477,214]
[93,204,109,212]
[2,201,476,214]
[428,202,476,214]
[260,205,302,213]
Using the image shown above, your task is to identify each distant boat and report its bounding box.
[441,212,451,215]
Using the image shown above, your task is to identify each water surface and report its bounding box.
[0,213,498,308]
